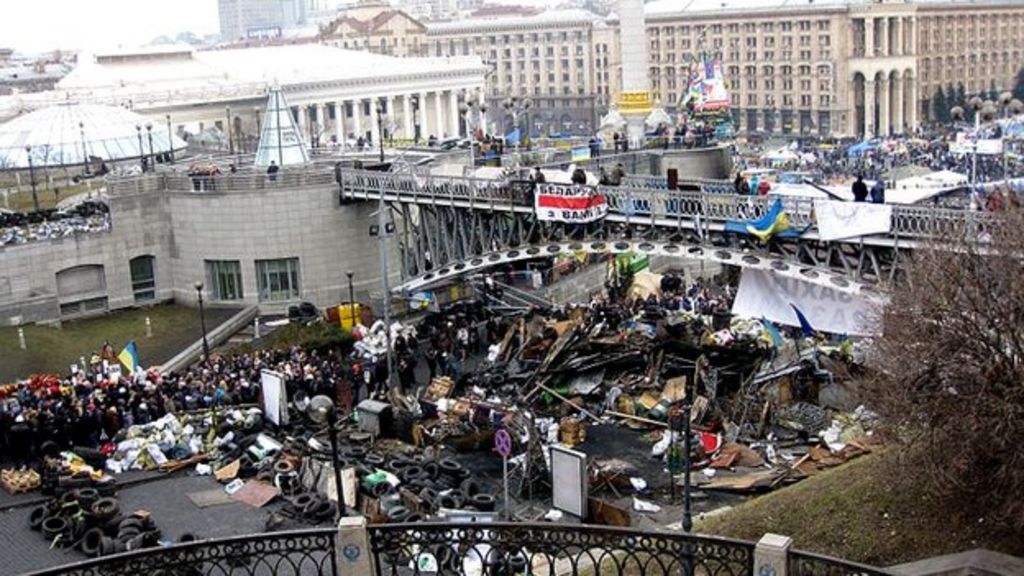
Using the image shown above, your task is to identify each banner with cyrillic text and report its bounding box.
[535,184,608,223]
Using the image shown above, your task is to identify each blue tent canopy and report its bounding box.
[847,141,876,157]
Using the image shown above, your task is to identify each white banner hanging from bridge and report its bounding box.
[534,184,608,224]
[731,269,880,336]
[813,200,892,242]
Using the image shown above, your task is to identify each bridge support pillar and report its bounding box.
[337,516,375,576]
[755,533,793,576]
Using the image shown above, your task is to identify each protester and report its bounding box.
[852,175,869,202]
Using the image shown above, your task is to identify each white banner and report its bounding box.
[814,200,892,242]
[534,184,608,223]
[731,269,880,336]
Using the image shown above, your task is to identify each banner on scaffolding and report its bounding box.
[534,184,608,223]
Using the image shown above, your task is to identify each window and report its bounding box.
[256,258,300,302]
[206,260,243,301]
[130,256,156,303]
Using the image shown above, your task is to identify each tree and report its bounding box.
[1014,67,1024,101]
[932,86,949,124]
[954,82,967,109]
[865,211,1024,532]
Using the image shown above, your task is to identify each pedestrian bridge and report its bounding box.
[337,167,989,293]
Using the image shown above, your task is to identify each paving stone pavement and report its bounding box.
[1,474,284,575]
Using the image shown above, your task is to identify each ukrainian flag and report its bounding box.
[723,199,792,242]
[118,341,140,372]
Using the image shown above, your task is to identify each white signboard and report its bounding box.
[731,269,881,336]
[814,200,892,242]
[260,369,288,426]
[534,184,608,223]
[550,444,588,518]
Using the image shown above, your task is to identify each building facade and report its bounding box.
[319,4,428,57]
[426,10,615,136]
[0,44,487,150]
[644,0,1024,138]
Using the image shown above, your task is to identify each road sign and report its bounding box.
[495,429,513,459]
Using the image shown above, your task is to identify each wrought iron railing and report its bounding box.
[24,528,338,576]
[368,522,756,576]
[789,549,895,576]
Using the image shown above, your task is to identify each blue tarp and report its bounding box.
[847,141,876,157]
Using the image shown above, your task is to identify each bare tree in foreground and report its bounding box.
[866,209,1024,529]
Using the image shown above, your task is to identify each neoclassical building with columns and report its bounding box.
[0,44,488,148]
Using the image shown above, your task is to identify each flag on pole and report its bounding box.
[505,128,521,145]
[118,341,140,372]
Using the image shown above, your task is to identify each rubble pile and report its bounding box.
[28,489,162,558]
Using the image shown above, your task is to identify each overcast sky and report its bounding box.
[2,0,220,54]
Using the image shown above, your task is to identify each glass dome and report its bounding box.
[0,103,188,170]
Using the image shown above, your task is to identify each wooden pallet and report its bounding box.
[1,469,40,494]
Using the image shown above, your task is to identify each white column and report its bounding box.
[476,87,487,134]
[402,94,413,140]
[879,18,889,57]
[448,91,460,137]
[879,76,890,136]
[297,105,309,145]
[419,91,429,136]
[316,103,326,147]
[865,18,874,58]
[908,74,918,131]
[864,80,875,137]
[892,74,904,134]
[434,91,445,138]
[908,17,916,56]
[353,100,363,140]
[893,18,903,57]
[370,99,380,144]
[334,102,344,147]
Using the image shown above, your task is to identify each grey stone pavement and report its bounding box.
[0,473,301,576]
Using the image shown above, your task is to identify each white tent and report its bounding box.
[761,147,799,163]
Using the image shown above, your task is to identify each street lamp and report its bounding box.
[502,96,532,154]
[145,123,154,171]
[226,106,234,155]
[460,96,486,168]
[136,124,145,172]
[24,145,38,213]
[166,114,174,164]
[79,121,90,175]
[375,100,386,163]
[411,94,421,144]
[369,196,396,395]
[346,270,356,328]
[194,281,211,362]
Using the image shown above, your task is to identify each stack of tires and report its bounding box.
[359,453,499,520]
[28,491,161,558]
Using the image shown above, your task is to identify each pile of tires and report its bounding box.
[28,491,161,558]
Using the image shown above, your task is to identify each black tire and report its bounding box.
[471,493,496,512]
[28,506,48,531]
[386,505,409,522]
[372,482,394,498]
[103,514,126,532]
[292,493,315,509]
[81,528,105,557]
[460,478,482,498]
[437,494,459,510]
[303,499,332,520]
[273,460,295,475]
[91,498,119,520]
[418,487,438,506]
[118,526,141,541]
[42,517,69,540]
[118,518,144,532]
[40,441,60,458]
[404,512,424,523]
[400,466,425,483]
[60,491,79,506]
[100,535,116,556]
[364,454,385,467]
[438,459,461,475]
[77,488,100,507]
[179,533,198,543]
[422,462,440,479]
[346,446,367,459]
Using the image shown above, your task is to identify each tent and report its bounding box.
[761,147,799,163]
[846,141,876,157]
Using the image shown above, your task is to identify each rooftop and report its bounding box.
[644,0,1021,16]
[426,9,602,33]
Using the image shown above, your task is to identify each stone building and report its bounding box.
[318,3,428,57]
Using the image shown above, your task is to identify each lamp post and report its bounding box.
[194,281,211,362]
[226,106,234,155]
[346,270,356,328]
[369,194,396,395]
[136,124,145,172]
[79,121,90,175]
[254,107,262,153]
[323,405,346,518]
[166,114,174,164]
[145,123,154,171]
[503,97,532,158]
[411,94,421,144]
[24,145,38,213]
[375,100,386,163]
[460,96,486,168]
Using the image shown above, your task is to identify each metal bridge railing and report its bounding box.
[789,549,895,576]
[24,528,338,576]
[369,521,756,576]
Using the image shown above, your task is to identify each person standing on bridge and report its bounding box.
[852,175,868,202]
[266,161,280,182]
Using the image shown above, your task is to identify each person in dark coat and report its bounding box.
[852,175,869,202]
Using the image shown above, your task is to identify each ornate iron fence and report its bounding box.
[789,549,895,576]
[24,528,337,576]
[368,522,755,576]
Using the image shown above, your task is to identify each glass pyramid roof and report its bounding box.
[0,103,187,170]
[255,88,310,168]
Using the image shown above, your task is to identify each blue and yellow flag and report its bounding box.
[790,304,816,337]
[723,199,792,242]
[118,341,140,372]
